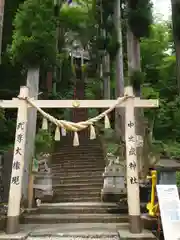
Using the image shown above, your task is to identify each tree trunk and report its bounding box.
[46,71,53,94]
[114,0,125,143]
[22,67,39,206]
[127,27,145,179]
[0,0,5,63]
[174,39,180,94]
[171,0,180,94]
[102,53,111,99]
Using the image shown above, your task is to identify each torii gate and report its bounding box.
[0,85,159,234]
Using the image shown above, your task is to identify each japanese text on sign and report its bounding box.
[129,147,136,156]
[11,121,25,185]
[130,177,138,184]
[129,161,136,170]
[17,122,24,131]
[12,176,20,185]
[128,135,135,142]
[128,121,134,128]
[127,118,138,185]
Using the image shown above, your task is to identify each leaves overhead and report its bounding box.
[9,0,56,67]
[127,0,153,39]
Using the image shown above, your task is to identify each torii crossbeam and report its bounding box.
[1,86,158,234]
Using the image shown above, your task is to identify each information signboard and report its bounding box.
[157,185,180,240]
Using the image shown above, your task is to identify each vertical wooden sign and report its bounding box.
[125,86,141,233]
[6,86,29,234]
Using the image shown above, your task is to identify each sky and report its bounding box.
[152,0,171,20]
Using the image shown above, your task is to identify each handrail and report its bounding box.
[146,170,159,217]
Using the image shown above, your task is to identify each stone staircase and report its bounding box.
[51,138,105,203]
[22,137,155,239]
[23,138,129,224]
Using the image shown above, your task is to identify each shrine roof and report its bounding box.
[155,158,180,171]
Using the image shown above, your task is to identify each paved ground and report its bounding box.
[27,236,119,240]
[0,223,155,240]
[0,223,122,240]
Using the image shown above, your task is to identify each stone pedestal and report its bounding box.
[118,228,156,240]
[33,154,53,201]
[101,164,126,202]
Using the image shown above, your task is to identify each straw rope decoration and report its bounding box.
[26,94,131,146]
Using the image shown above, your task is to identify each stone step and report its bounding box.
[50,171,103,178]
[52,155,104,160]
[51,166,104,172]
[51,158,105,166]
[53,191,101,199]
[27,235,119,240]
[22,213,129,224]
[52,153,103,159]
[35,171,103,178]
[52,183,103,190]
[52,150,103,155]
[52,170,103,176]
[37,205,147,215]
[51,162,104,168]
[52,196,101,202]
[53,139,102,147]
[32,202,131,214]
[52,148,103,154]
[51,167,104,174]
[27,233,119,240]
[52,151,103,156]
[25,222,156,240]
[51,162,104,167]
[52,154,104,159]
[53,147,103,154]
[53,150,102,154]
[52,176,103,185]
[24,222,131,239]
[51,166,104,171]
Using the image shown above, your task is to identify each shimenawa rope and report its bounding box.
[25,95,131,132]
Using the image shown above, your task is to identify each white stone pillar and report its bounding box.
[125,86,141,233]
[6,86,29,234]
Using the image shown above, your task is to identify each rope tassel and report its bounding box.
[90,125,96,140]
[104,114,111,129]
[54,126,60,141]
[73,132,79,147]
[61,127,66,136]
[42,118,48,130]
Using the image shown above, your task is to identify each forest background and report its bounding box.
[0,0,179,164]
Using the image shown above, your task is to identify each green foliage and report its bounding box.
[139,22,180,146]
[35,129,53,155]
[176,172,180,187]
[9,0,56,67]
[127,0,153,39]
[91,0,119,59]
[60,5,90,32]
[162,141,180,158]
[0,110,16,149]
[1,0,180,163]
[129,70,145,91]
[106,143,119,155]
